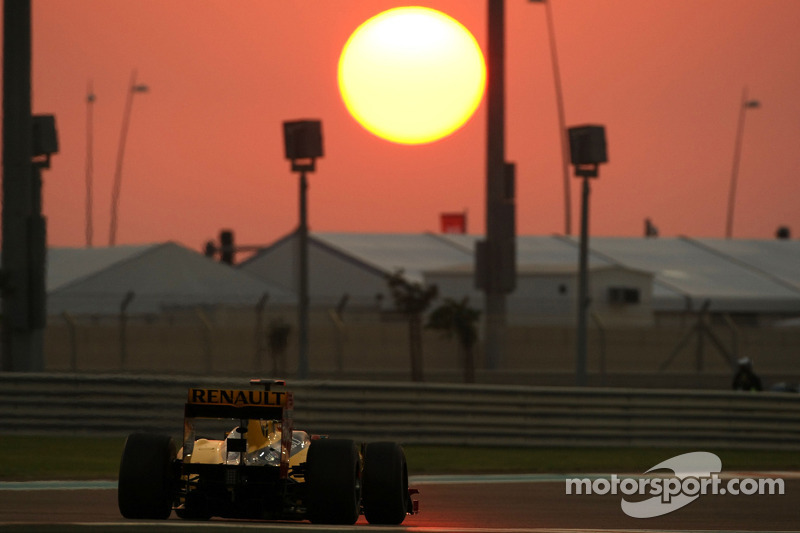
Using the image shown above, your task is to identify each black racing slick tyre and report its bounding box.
[118,433,177,520]
[362,441,409,525]
[305,439,361,525]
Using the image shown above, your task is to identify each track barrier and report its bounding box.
[1,373,798,450]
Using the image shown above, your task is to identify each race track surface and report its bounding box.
[1,474,798,532]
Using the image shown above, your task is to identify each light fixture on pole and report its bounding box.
[529,0,571,236]
[283,119,323,380]
[108,69,149,247]
[725,87,759,239]
[568,124,607,387]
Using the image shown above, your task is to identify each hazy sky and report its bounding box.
[28,0,800,250]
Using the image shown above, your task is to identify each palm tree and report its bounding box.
[386,270,438,382]
[426,297,480,383]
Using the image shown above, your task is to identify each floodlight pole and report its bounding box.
[530,0,571,235]
[297,168,309,380]
[283,119,323,380]
[545,0,572,237]
[109,69,148,247]
[568,125,607,387]
[725,87,759,239]
[86,81,96,247]
[575,169,595,387]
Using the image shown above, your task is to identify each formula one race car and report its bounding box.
[118,379,418,524]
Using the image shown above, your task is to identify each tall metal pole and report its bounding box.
[483,0,510,371]
[725,87,758,239]
[109,69,145,246]
[568,125,606,386]
[86,82,96,247]
[297,170,309,379]
[283,119,321,380]
[542,0,572,236]
[2,0,41,372]
[576,176,591,386]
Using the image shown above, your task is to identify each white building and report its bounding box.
[239,231,800,326]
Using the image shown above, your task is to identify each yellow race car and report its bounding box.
[117,379,417,524]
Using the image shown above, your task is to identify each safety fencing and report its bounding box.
[1,373,799,450]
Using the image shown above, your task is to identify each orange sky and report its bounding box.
[27,0,800,251]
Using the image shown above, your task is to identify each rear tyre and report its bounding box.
[362,441,409,525]
[118,433,176,519]
[305,439,361,524]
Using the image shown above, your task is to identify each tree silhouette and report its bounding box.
[386,269,438,382]
[426,297,480,383]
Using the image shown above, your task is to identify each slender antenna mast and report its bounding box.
[85,80,95,247]
[109,68,148,246]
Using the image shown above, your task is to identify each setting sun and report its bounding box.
[338,7,486,145]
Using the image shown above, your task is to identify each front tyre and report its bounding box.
[362,441,409,525]
[305,439,361,524]
[118,433,176,519]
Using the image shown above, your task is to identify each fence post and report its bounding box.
[254,293,269,373]
[119,291,135,370]
[62,312,78,371]
[195,307,213,373]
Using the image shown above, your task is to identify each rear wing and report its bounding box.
[184,388,290,420]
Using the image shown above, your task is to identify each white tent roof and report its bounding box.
[312,232,473,283]
[45,242,293,315]
[686,237,800,291]
[439,233,616,267]
[313,233,617,279]
[46,244,159,292]
[242,231,800,315]
[564,236,800,312]
[318,233,800,313]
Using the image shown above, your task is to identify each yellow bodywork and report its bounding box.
[180,419,309,470]
[185,438,225,464]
